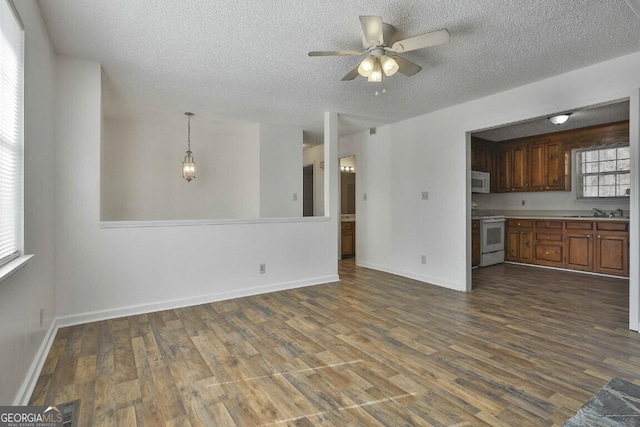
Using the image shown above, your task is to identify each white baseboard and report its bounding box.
[13,318,59,406]
[356,261,464,291]
[56,274,339,328]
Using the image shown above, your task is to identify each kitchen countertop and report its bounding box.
[472,211,629,222]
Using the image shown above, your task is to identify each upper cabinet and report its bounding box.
[472,121,629,194]
[528,139,565,191]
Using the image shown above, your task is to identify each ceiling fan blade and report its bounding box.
[391,56,422,76]
[359,15,384,46]
[390,28,450,53]
[341,64,361,81]
[308,50,364,57]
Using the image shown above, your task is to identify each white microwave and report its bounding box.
[471,170,490,193]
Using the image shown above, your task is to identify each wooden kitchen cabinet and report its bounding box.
[505,217,629,278]
[495,148,511,193]
[341,222,355,257]
[495,145,527,192]
[565,221,594,271]
[594,222,629,277]
[534,220,564,267]
[529,140,564,191]
[472,220,481,267]
[506,219,533,263]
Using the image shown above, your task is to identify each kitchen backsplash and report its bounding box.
[473,191,629,212]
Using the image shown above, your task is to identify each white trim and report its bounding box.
[100,216,330,229]
[13,318,58,405]
[56,274,339,328]
[0,254,33,285]
[357,261,463,291]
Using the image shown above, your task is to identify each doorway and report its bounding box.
[340,156,356,258]
[303,164,314,217]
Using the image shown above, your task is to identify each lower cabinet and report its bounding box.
[505,218,629,277]
[341,222,355,257]
[565,221,594,271]
[594,222,629,276]
[534,220,564,268]
[472,220,481,267]
[506,220,533,263]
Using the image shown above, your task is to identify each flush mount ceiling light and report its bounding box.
[182,112,196,182]
[549,113,572,125]
[308,15,450,83]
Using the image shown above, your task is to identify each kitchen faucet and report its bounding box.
[592,208,606,217]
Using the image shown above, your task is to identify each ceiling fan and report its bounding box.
[308,16,450,82]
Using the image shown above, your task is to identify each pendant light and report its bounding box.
[182,112,196,182]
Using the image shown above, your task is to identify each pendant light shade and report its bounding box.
[182,112,196,182]
[368,58,383,83]
[380,55,399,76]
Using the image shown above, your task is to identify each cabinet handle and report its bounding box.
[587,235,591,238]
[547,235,550,239]
[597,235,601,238]
[545,251,549,255]
[546,186,549,190]
[517,223,521,226]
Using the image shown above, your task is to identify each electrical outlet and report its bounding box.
[259,263,266,274]
[422,191,429,200]
[39,307,44,327]
[363,193,367,201]
[293,193,298,201]
[421,255,427,264]
[521,199,526,206]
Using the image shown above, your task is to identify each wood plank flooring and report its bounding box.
[30,261,640,426]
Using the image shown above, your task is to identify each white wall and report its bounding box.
[474,185,630,213]
[101,118,260,220]
[55,57,339,323]
[259,124,303,218]
[0,0,57,404]
[346,51,640,326]
[303,144,325,216]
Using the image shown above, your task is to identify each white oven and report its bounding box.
[480,216,505,266]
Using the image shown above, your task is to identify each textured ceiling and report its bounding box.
[474,100,630,142]
[37,1,640,142]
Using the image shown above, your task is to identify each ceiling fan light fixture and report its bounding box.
[380,55,399,76]
[357,56,375,77]
[368,58,383,83]
[549,113,572,125]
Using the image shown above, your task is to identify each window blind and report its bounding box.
[0,0,24,267]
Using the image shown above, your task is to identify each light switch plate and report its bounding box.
[422,191,429,200]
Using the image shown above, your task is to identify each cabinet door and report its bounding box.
[594,233,628,276]
[506,228,520,261]
[496,149,511,193]
[519,230,534,262]
[512,146,528,192]
[529,144,545,191]
[545,141,564,190]
[472,228,481,266]
[565,232,593,271]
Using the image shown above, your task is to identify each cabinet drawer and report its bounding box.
[535,220,563,230]
[507,219,534,228]
[341,222,354,231]
[535,232,563,242]
[535,244,563,262]
[595,221,628,232]
[565,221,593,231]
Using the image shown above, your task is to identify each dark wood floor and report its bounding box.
[30,260,638,426]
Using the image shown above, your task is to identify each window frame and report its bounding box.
[575,143,631,200]
[0,0,25,270]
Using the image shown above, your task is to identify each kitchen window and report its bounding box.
[576,144,630,199]
[0,0,24,269]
